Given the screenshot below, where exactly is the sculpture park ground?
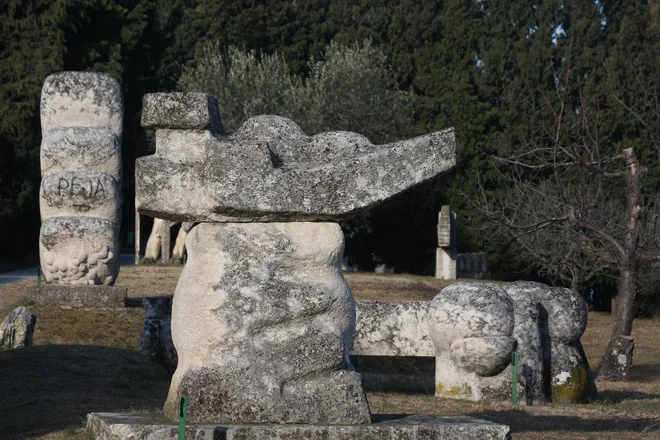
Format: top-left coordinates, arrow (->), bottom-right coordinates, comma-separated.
0,266 -> 659,439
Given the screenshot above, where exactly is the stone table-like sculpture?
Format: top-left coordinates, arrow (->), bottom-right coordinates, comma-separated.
37,72 -> 126,307
89,92 -> 510,439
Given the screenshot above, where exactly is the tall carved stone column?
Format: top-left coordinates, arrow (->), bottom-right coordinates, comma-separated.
38,72 -> 126,307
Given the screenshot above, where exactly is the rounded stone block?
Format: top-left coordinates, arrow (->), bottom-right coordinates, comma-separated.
40,170 -> 120,221
428,281 -> 514,353
505,281 -> 587,344
550,342 -> 597,403
41,127 -> 121,177
41,72 -> 123,136
450,336 -> 516,377
164,222 -> 370,424
39,216 -> 119,285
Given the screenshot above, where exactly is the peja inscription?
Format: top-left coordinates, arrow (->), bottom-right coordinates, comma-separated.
58,175 -> 106,199
41,171 -> 118,215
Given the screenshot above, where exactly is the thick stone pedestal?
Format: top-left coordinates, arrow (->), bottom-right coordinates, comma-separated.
164,222 -> 370,424
87,412 -> 511,440
36,285 -> 127,308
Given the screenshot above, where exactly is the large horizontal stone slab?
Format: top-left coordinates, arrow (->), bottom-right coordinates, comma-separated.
353,300 -> 434,357
41,72 -> 123,136
41,127 -> 121,177
87,412 -> 511,440
40,171 -> 120,220
137,103 -> 455,222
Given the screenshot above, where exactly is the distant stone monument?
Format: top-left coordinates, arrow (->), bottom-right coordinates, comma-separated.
435,206 -> 457,279
429,281 -> 596,404
37,72 -> 126,307
88,92 -> 510,438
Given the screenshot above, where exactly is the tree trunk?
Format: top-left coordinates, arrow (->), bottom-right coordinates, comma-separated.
597,148 -> 644,381
597,267 -> 637,380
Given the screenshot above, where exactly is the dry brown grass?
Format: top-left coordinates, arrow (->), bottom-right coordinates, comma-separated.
0,267 -> 659,439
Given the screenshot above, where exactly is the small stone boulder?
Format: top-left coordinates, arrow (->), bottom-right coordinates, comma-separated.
1,307 -> 37,350
139,296 -> 177,374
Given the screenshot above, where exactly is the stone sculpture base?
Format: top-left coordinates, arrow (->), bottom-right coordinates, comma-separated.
165,222 -> 370,424
87,412 -> 511,440
36,285 -> 127,308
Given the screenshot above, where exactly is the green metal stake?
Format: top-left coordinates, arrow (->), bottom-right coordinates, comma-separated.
511,351 -> 518,406
178,396 -> 188,440
37,267 -> 42,287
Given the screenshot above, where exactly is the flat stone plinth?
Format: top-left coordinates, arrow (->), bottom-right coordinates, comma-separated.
36,285 -> 127,308
87,412 -> 511,439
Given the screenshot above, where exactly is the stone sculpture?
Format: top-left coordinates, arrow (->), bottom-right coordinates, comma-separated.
505,281 -> 597,403
90,91 -> 512,438
39,72 -> 123,288
135,92 -> 456,423
435,205 -> 457,279
0,307 -> 37,350
141,219 -> 192,263
429,281 -> 596,404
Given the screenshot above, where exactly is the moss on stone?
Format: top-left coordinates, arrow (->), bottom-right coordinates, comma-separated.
436,383 -> 472,397
551,363 -> 597,403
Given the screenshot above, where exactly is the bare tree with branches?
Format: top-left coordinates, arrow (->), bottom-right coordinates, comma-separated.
470,35 -> 660,381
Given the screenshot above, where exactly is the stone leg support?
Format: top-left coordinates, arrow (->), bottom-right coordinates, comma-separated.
135,210 -> 140,265
165,222 -> 370,424
160,220 -> 171,263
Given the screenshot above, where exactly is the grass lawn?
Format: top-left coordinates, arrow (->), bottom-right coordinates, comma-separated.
1,265 -> 659,439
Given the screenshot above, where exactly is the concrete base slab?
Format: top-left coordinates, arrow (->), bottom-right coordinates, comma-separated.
87,412 -> 511,439
35,285 -> 127,308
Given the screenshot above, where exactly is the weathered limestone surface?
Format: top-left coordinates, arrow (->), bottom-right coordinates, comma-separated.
0,307 -> 36,350
39,72 -> 123,287
40,217 -> 119,285
36,285 -> 127,308
164,222 -> 370,424
41,72 -> 123,135
40,171 -> 120,220
41,127 -> 121,176
136,93 -> 455,222
428,282 -> 516,401
510,296 -> 545,404
504,281 -> 596,403
87,412 -> 512,440
427,280 -> 595,404
353,301 -> 433,357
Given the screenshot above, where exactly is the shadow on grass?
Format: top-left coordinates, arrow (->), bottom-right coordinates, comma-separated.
471,409 -> 660,433
596,389 -> 660,402
0,345 -> 170,439
632,363 -> 660,382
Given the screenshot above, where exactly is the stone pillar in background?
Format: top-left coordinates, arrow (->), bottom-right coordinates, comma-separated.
159,219 -> 171,263
136,92 -> 457,425
435,205 -> 457,279
38,72 -> 126,307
